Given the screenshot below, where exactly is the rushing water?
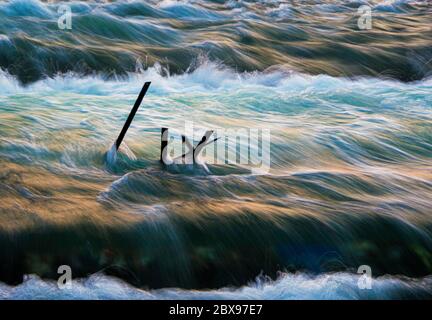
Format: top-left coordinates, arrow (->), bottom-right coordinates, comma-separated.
1,0 -> 431,83
0,0 -> 431,299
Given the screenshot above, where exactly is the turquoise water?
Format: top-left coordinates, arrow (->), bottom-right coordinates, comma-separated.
0,0 -> 431,299
1,0 -> 431,82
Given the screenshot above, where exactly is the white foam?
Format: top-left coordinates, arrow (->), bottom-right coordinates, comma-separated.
0,69 -> 21,94
105,142 -> 137,167
0,35 -> 11,44
0,272 -> 430,300
106,143 -> 118,166
0,60 -> 430,98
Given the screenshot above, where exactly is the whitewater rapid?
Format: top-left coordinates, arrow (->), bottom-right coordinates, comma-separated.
0,0 -> 431,83
1,273 -> 432,300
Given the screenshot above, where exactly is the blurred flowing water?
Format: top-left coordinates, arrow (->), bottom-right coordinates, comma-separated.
0,0 -> 431,299
1,0 -> 432,83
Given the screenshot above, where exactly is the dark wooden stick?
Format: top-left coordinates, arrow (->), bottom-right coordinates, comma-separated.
115,81 -> 151,150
